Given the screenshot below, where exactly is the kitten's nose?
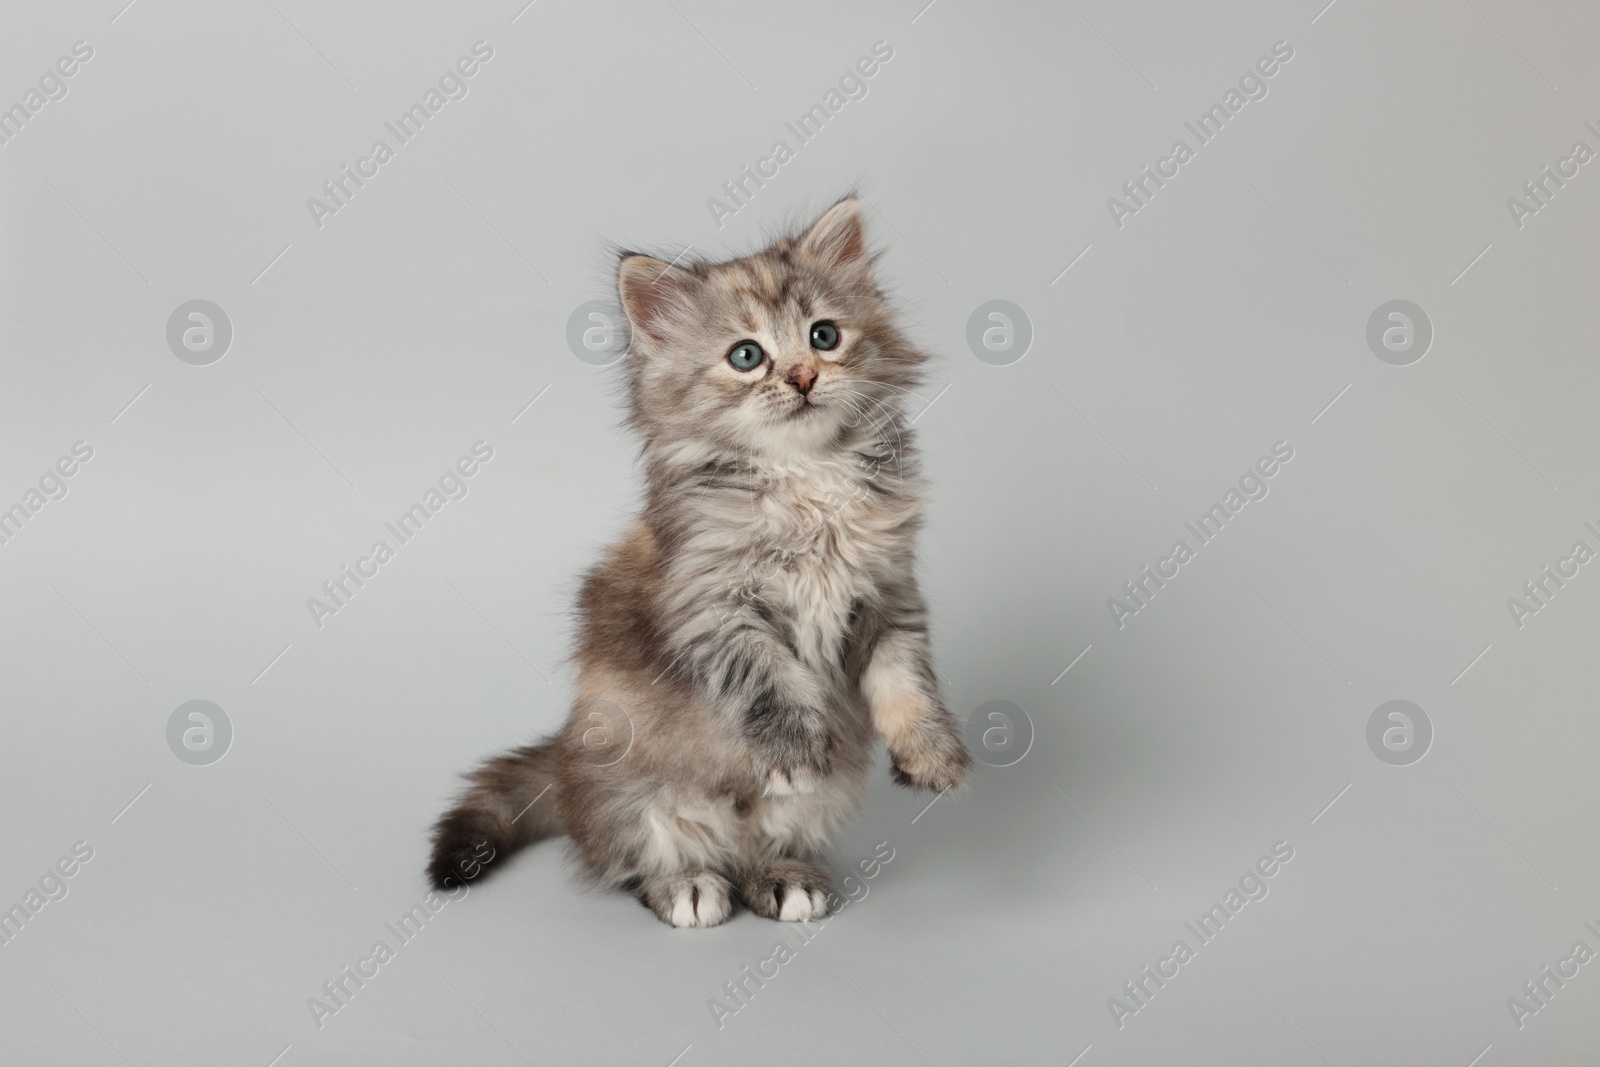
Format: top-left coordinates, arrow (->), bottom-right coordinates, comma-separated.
787,365 -> 817,396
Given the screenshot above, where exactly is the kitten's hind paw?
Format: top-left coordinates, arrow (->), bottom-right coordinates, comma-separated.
636,871 -> 735,929
739,860 -> 832,922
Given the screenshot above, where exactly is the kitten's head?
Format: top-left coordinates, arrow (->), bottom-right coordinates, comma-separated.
615,198 -> 922,462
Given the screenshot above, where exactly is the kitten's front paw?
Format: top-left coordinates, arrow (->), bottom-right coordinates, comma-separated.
746,693 -> 832,796
761,764 -> 817,796
888,723 -> 970,793
754,746 -> 830,796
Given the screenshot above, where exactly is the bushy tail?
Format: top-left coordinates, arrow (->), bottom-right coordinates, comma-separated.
428,740 -> 563,890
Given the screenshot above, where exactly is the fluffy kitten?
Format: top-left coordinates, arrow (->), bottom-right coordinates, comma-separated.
428,198 -> 969,928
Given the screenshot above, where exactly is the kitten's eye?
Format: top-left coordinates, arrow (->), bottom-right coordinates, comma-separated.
727,341 -> 765,371
809,321 -> 840,351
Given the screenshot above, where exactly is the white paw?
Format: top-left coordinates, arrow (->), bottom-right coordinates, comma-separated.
776,886 -> 830,922
764,768 -> 817,797
667,875 -> 732,929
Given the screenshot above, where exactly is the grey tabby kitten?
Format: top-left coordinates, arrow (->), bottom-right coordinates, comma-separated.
428,198 -> 969,927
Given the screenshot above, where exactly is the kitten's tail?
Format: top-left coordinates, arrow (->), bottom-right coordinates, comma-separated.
427,739 -> 564,890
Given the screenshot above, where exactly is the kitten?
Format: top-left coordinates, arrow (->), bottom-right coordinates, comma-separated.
427,198 -> 969,928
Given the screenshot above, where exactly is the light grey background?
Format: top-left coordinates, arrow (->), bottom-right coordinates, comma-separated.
2,0 -> 1597,1064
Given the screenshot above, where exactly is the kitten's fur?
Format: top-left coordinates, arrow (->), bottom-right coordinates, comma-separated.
428,198 -> 969,927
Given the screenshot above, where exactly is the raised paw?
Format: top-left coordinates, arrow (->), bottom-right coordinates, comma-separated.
739,859 -> 832,922
636,871 -> 734,929
888,721 -> 971,793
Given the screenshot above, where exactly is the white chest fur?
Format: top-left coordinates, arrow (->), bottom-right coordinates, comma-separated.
740,460 -> 896,672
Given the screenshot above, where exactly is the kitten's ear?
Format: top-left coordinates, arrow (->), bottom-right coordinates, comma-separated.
617,255 -> 698,340
799,198 -> 868,269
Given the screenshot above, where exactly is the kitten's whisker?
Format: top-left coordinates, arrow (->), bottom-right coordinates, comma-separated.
832,388 -> 908,457
828,389 -> 894,440
825,380 -> 924,446
828,377 -> 931,402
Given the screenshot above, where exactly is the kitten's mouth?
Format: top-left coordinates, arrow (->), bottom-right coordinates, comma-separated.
791,397 -> 822,418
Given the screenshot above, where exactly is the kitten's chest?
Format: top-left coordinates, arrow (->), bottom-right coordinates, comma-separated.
746,468 -> 901,668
